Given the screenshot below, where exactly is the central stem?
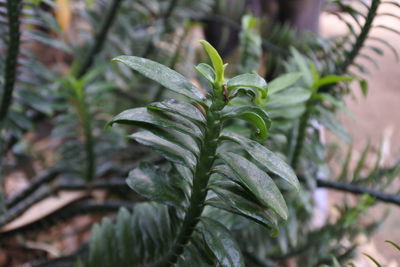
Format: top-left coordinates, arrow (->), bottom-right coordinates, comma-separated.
156,89 -> 226,266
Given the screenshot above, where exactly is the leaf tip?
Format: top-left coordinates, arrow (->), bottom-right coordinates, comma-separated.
104,121 -> 113,130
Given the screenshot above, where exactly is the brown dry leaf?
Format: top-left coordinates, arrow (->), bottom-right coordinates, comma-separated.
0,191 -> 88,233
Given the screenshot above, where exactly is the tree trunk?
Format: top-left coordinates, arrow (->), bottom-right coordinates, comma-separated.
277,0 -> 323,33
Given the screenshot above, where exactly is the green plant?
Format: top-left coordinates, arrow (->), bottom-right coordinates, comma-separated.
1,1 -> 399,266
51,70 -> 129,183
86,40 -> 299,266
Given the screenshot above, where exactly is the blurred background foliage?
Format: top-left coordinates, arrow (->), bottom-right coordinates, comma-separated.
0,0 -> 399,266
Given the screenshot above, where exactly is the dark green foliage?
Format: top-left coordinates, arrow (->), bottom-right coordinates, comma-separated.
87,41 -> 299,266
0,0 -> 399,266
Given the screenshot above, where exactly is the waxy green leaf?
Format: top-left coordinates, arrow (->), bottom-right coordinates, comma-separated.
200,217 -> 245,267
209,178 -> 278,230
219,152 -> 288,219
317,106 -> 351,142
227,73 -> 267,99
221,106 -> 271,141
113,56 -> 204,101
290,48 -> 313,87
127,163 -> 185,206
200,40 -> 225,85
266,87 -> 311,109
266,105 -> 306,120
313,75 -> 355,89
195,63 -> 216,84
106,107 -> 202,140
130,130 -> 197,170
115,208 -> 135,266
268,72 -> 302,95
107,107 -> 199,155
221,133 -> 300,191
385,240 -> 400,251
148,99 -> 206,125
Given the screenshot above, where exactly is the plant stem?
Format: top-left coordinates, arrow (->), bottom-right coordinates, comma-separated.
74,0 -> 124,181
292,0 -> 380,171
315,178 -> 400,205
290,101 -> 313,170
338,0 -> 380,74
155,89 -> 226,267
0,0 -> 22,128
0,0 -> 23,215
76,0 -> 124,78
75,89 -> 95,182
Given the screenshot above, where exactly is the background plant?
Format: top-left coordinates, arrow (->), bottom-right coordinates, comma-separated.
0,0 -> 399,266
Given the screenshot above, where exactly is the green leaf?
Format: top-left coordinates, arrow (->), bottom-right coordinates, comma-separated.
221,106 -> 271,141
127,163 -> 185,206
338,145 -> 352,181
359,53 -> 380,69
113,56 -> 204,101
115,208 -> 135,266
265,87 -> 311,109
385,240 -> 400,251
228,86 -> 258,100
88,223 -> 104,267
266,105 -> 306,120
227,73 -> 267,99
30,29 -> 72,53
313,75 -> 355,89
200,217 -> 245,267
131,203 -> 176,262
219,152 -> 288,219
220,133 -> 300,192
310,60 -> 319,88
268,72 -> 302,95
106,107 -> 203,140
107,106 -> 199,155
195,63 -> 216,84
20,89 -> 53,115
89,218 -> 117,267
331,256 -> 341,267
130,130 -> 197,170
359,79 -> 368,96
177,239 -> 214,266
375,24 -> 400,35
383,1 -> 400,9
208,178 -> 278,230
148,99 -> 206,125
317,107 -> 351,142
369,36 -> 399,61
363,253 -> 382,267
353,141 -> 370,181
317,93 -> 348,112
174,164 -> 193,185
200,40 -> 225,85
290,47 -> 313,87
74,259 -> 84,267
